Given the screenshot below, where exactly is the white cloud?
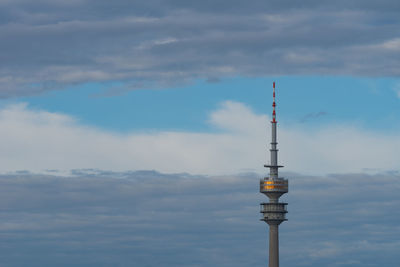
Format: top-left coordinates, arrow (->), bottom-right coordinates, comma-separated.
0,101 -> 399,175
381,38 -> 400,51
393,82 -> 400,98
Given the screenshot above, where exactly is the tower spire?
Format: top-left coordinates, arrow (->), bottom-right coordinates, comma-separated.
267,81 -> 281,179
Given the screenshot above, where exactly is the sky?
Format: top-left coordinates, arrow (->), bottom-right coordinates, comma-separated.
0,1 -> 400,266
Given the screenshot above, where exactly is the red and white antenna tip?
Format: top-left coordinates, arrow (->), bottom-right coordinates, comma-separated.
272,82 -> 276,123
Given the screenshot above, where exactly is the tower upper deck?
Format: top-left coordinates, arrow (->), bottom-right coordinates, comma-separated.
260,179 -> 288,193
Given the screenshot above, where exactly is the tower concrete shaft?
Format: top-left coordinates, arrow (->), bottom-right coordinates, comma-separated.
269,224 -> 279,267
260,82 -> 288,267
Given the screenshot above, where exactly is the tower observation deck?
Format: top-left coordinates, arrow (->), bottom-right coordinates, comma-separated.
260,82 -> 288,267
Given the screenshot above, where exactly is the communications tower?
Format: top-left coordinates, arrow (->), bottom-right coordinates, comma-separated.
260,82 -> 288,267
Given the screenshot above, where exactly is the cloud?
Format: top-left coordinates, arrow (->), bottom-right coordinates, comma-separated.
0,170 -> 398,266
393,82 -> 400,98
0,1 -> 400,97
300,111 -> 328,123
0,101 -> 399,175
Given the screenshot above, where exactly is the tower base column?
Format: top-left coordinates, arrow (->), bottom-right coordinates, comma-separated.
269,224 -> 279,267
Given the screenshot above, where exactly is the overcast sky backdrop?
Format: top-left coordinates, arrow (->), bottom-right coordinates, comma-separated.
0,1 -> 399,266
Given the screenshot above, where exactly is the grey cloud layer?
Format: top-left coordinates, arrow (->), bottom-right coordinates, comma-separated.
0,170 -> 398,266
1,0 -> 400,97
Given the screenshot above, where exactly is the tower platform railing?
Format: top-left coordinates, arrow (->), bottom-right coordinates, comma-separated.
260,203 -> 288,213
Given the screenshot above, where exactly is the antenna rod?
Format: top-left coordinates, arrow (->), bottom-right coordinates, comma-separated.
272,81 -> 276,123
270,81 -> 278,178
